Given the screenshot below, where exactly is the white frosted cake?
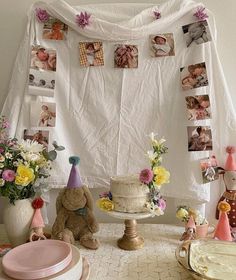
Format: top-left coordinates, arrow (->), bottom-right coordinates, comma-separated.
110,175 -> 149,213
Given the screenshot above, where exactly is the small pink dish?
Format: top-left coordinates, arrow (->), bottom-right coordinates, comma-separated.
2,240 -> 72,279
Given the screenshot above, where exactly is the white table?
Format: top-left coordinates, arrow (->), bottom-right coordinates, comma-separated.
0,224 -> 192,280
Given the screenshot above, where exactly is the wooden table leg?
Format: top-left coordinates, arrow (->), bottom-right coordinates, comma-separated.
117,219 -> 144,250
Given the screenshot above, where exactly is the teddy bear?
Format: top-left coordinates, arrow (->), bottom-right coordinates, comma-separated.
52,156 -> 100,249
215,146 -> 236,228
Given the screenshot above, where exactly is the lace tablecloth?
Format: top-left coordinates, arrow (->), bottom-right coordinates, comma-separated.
0,223 -> 192,280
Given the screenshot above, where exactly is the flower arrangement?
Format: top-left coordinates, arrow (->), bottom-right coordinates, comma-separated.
139,133 -> 170,216
176,205 -> 208,226
0,116 -> 64,204
75,12 -> 91,29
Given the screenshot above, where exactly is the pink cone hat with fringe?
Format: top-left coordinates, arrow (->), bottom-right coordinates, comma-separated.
225,146 -> 236,171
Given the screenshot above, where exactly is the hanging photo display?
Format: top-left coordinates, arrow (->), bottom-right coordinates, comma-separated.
114,44 -> 138,68
23,129 -> 49,150
180,62 -> 208,91
29,69 -> 55,97
187,126 -> 213,151
42,18 -> 68,40
182,20 -> 212,47
150,33 -> 175,57
79,42 -> 104,67
200,155 -> 219,183
30,101 -> 56,128
28,46 -> 56,96
185,94 -> 211,120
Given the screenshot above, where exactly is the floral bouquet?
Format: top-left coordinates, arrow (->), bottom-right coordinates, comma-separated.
97,133 -> 170,215
176,205 -> 208,226
139,133 -> 170,216
0,116 -> 64,204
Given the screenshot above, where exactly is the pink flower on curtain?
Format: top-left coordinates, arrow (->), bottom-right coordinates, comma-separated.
153,10 -> 161,20
75,12 -> 91,29
193,7 -> 208,21
35,8 -> 50,23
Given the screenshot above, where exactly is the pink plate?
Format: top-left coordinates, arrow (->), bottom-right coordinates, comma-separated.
2,240 -> 72,279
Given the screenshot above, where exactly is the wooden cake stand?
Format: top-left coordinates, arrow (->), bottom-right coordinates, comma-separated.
106,211 -> 153,250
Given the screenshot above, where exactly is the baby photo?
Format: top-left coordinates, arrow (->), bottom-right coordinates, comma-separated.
28,68 -> 55,97
187,126 -> 213,152
43,18 -> 68,40
79,42 -> 104,67
182,20 -> 212,47
114,44 -> 138,68
24,129 -> 49,150
180,62 -> 208,91
30,46 -> 57,72
150,33 -> 175,57
31,101 -> 56,128
200,155 -> 219,184
185,94 -> 211,120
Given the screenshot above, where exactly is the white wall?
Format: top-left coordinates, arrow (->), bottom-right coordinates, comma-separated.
0,0 -> 236,225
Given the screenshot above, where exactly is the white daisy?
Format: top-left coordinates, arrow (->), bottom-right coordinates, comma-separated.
19,139 -> 44,153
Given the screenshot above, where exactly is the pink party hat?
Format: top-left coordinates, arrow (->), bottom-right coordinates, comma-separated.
31,198 -> 45,229
214,202 -> 232,241
186,215 -> 196,230
225,146 -> 236,171
67,156 -> 82,188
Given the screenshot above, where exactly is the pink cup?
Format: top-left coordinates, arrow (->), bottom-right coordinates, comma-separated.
196,222 -> 209,238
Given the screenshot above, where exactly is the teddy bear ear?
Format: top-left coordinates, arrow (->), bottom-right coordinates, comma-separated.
218,167 -> 225,175
82,186 -> 94,210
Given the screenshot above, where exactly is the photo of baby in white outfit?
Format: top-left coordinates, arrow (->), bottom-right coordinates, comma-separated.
150,33 -> 175,57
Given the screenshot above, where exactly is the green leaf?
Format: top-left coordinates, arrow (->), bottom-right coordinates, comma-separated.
55,145 -> 65,151
52,141 -> 58,148
48,150 -> 57,161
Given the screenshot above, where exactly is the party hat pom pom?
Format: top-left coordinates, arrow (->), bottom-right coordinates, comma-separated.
32,197 -> 44,209
226,146 -> 236,154
69,156 -> 80,165
218,201 -> 231,213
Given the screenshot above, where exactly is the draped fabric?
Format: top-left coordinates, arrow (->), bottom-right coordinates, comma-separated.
2,0 -> 236,209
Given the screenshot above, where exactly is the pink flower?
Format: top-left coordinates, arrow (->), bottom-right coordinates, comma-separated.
0,147 -> 4,153
35,8 -> 50,23
2,170 -> 16,182
75,12 -> 91,29
153,10 -> 161,20
139,169 -> 153,184
193,7 -> 208,21
158,198 -> 166,210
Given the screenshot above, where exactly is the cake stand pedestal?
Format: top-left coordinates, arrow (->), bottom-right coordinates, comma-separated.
106,211 -> 153,250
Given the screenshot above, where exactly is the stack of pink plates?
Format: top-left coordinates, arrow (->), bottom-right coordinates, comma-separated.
2,240 -> 72,279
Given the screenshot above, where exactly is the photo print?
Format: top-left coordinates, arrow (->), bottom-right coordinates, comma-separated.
187,126 -> 213,152
31,101 -> 56,128
185,94 -> 211,120
200,155 -> 219,184
182,20 -> 212,47
28,68 -> 55,97
114,44 -> 138,68
180,62 -> 208,91
150,33 -> 175,57
42,18 -> 68,40
79,42 -> 104,67
30,46 -> 57,72
24,129 -> 49,150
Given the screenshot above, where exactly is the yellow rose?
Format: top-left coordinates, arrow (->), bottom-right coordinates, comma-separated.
153,166 -> 170,186
218,201 -> 231,213
176,208 -> 189,221
96,198 -> 114,211
15,165 -> 35,186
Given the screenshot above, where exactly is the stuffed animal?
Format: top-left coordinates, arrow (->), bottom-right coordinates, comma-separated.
52,156 -> 100,249
215,147 -> 236,228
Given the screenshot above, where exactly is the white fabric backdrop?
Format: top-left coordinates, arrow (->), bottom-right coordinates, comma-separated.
2,0 -> 236,210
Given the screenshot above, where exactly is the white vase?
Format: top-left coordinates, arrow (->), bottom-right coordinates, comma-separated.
3,198 -> 34,247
